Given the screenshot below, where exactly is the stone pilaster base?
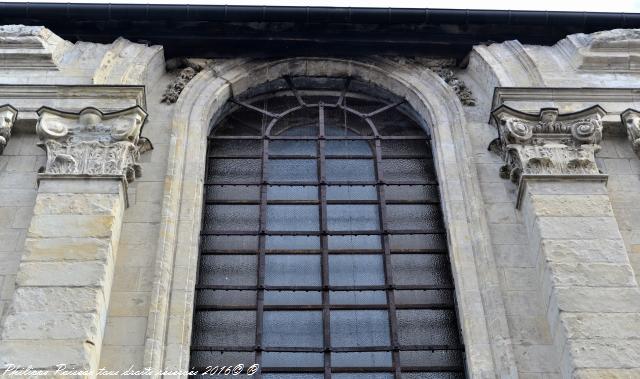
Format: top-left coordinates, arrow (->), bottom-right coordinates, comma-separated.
0,177 -> 126,376
521,178 -> 640,377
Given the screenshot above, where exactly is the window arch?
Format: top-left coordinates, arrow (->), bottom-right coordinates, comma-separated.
190,76 -> 465,378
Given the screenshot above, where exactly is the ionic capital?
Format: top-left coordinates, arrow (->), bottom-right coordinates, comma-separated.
36,106 -> 150,182
489,105 -> 605,183
621,108 -> 640,158
0,104 -> 18,155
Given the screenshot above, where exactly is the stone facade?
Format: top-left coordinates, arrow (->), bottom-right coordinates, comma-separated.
0,22 -> 638,379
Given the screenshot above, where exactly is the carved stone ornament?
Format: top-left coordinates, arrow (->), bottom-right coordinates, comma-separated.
0,104 -> 18,155
489,105 -> 606,183
36,106 -> 150,182
621,109 -> 640,158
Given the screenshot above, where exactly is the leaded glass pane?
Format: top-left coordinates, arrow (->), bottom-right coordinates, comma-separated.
194,77 -> 463,377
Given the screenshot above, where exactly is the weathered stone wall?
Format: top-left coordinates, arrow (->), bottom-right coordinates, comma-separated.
0,24 -> 640,378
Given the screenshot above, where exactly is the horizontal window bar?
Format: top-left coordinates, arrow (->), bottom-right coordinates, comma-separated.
195,285 -> 454,291
208,136 -> 430,140
204,181 -> 439,186
194,303 -> 455,311
199,249 -> 449,255
190,345 -> 464,352
200,230 -> 447,236
204,200 -> 440,205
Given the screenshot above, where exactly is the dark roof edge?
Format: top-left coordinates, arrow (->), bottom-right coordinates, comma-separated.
1,2 -> 639,25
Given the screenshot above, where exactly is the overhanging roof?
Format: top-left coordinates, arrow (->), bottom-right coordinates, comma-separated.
1,3 -> 639,60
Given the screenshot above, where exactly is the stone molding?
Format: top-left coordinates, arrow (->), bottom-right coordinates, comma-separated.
556,29 -> 640,71
621,108 -> 640,157
36,106 -> 149,183
0,104 -> 18,154
0,25 -> 72,70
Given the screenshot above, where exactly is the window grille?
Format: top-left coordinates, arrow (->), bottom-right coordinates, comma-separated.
190,77 -> 465,378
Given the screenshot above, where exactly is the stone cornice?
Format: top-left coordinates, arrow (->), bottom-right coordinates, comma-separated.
621,108 -> 640,158
36,106 -> 150,184
0,85 -> 146,132
0,104 -> 18,155
490,105 -> 606,189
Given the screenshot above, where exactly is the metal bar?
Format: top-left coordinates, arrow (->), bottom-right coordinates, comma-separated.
191,345 -> 464,352
204,180 -> 439,185
318,104 -> 331,379
195,303 -> 456,311
232,98 -> 280,119
204,199 -> 441,205
200,229 -> 447,236
284,75 -> 306,107
196,284 -> 455,290
200,248 -> 448,255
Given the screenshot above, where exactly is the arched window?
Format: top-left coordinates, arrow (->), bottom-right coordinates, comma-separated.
190,77 -> 465,378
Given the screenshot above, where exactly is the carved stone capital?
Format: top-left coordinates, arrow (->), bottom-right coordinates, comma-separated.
489,105 -> 606,183
621,109 -> 640,158
36,106 -> 150,182
0,104 -> 18,155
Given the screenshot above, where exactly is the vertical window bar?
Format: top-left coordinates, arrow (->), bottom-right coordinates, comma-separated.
254,125 -> 271,379
318,103 -> 332,379
372,119 -> 402,379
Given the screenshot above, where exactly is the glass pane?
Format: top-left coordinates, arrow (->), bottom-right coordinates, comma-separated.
401,374 -> 464,379
267,205 -> 319,231
270,108 -> 319,136
330,310 -> 390,347
327,185 -> 377,200
382,159 -> 435,183
209,139 -> 262,156
327,204 -> 379,231
214,111 -> 263,136
265,255 -> 321,286
262,352 -> 323,367
329,255 -> 385,286
198,255 -> 257,286
266,235 -> 320,250
268,159 -> 317,182
269,140 -> 316,156
389,234 -> 447,251
206,185 -> 260,201
192,311 -> 255,346
326,159 -> 376,181
203,205 -> 259,232
263,311 -> 323,347
326,140 -> 373,156
394,290 -> 454,306
381,140 -> 431,157
399,350 -> 463,368
208,159 -> 261,183
331,352 -> 392,367
385,185 -> 439,202
201,235 -> 258,251
189,351 -> 254,369
371,107 -> 425,136
330,291 -> 387,305
196,290 -> 256,306
392,255 -> 452,286
325,108 -> 373,136
333,374 -> 393,379
264,291 -> 322,305
268,185 -> 317,200
387,204 -> 443,231
328,235 -> 381,250
397,309 -> 460,346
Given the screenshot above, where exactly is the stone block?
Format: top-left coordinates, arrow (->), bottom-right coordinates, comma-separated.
0,311 -> 100,341
11,286 -> 105,313
528,194 -> 613,217
102,316 -> 147,346
566,339 -> 640,369
541,239 -> 629,264
545,262 -> 636,287
33,193 -> 119,216
561,312 -> 640,340
16,260 -> 112,287
22,237 -> 112,262
573,369 -> 640,379
0,339 -> 94,369
38,178 -> 122,195
535,217 -> 623,241
552,287 -> 640,313
28,214 -> 116,238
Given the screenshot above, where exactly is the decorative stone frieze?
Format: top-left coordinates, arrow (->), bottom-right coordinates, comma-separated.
36,106 -> 150,182
161,58 -> 213,103
0,104 -> 17,154
621,108 -> 640,157
490,105 -> 606,183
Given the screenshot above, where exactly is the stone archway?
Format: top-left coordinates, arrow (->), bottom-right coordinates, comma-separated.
145,57 -> 517,378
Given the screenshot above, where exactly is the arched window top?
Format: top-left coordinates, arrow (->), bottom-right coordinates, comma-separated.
211,76 -> 428,138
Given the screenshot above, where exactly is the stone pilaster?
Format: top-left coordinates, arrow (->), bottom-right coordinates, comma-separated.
491,106 -> 640,378
0,106 -> 148,376
0,104 -> 18,154
621,108 -> 640,158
